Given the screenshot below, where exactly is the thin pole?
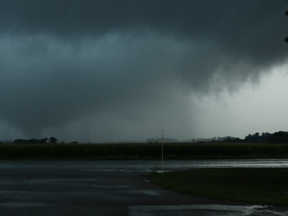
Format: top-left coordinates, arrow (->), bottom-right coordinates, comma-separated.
162,130 -> 163,174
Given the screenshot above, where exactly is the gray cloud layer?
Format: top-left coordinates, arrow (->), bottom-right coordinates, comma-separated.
0,0 -> 287,141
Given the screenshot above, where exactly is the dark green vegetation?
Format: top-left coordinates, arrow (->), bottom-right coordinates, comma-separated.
152,168 -> 288,206
286,2 -> 288,43
0,142 -> 288,160
244,131 -> 288,144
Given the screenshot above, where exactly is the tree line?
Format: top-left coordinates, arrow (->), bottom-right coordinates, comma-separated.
8,131 -> 288,144
195,131 -> 288,144
286,0 -> 288,43
243,131 -> 288,144
13,137 -> 58,144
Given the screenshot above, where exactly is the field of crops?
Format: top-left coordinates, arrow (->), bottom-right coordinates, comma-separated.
0,142 -> 288,160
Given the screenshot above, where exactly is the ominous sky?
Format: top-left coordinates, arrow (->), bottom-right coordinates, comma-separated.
0,0 -> 288,142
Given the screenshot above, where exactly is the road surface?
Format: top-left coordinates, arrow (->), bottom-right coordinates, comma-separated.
0,160 -> 287,215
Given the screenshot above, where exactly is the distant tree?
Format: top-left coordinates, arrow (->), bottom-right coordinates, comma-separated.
30,139 -> 39,144
40,138 -> 48,143
49,137 -> 57,144
268,131 -> 288,143
285,3 -> 288,42
13,139 -> 30,144
244,132 -> 261,143
244,134 -> 252,142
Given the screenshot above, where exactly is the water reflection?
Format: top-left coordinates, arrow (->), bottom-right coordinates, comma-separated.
160,159 -> 288,169
1,159 -> 288,171
129,204 -> 288,216
84,159 -> 288,171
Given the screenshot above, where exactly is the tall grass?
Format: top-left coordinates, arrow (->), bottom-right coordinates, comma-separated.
0,142 -> 288,160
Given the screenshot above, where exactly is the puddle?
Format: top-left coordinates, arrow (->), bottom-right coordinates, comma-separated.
128,204 -> 288,216
83,169 -> 151,172
92,184 -> 130,188
127,190 -> 160,196
0,202 -> 51,208
2,160 -> 288,173
154,170 -> 173,173
80,159 -> 288,173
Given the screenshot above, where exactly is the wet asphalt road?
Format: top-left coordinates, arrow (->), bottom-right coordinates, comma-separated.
0,160 -> 287,216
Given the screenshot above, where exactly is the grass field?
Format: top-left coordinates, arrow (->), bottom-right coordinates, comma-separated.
0,142 -> 288,159
152,168 -> 288,206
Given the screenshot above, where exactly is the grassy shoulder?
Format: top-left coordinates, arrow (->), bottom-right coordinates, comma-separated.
152,168 -> 288,206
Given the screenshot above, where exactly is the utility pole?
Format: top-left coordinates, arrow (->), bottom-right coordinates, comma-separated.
162,130 -> 163,174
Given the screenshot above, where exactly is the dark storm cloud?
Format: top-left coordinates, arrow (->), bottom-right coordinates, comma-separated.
0,0 -> 287,141
1,0 -> 287,80
0,35 -> 183,139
